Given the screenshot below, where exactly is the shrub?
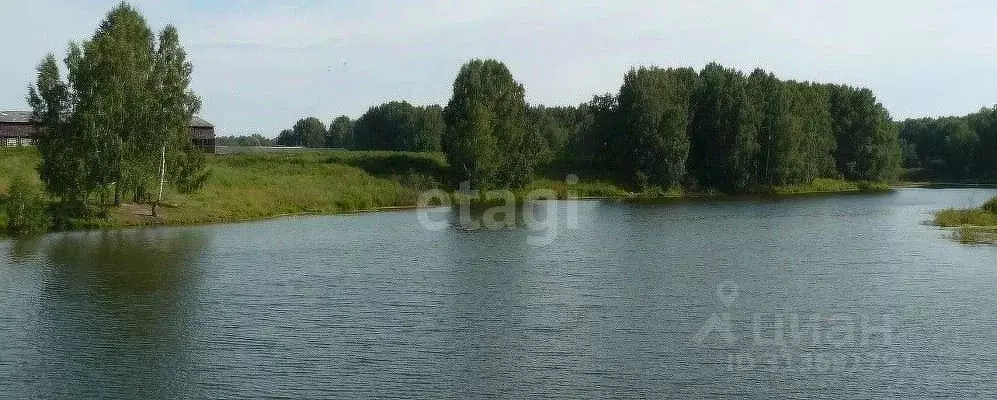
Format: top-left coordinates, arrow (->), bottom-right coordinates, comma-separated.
2,177 -> 50,236
983,196 -> 997,214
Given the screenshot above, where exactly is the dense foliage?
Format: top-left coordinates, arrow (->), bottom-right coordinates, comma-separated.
27,3 -> 206,207
276,117 -> 327,147
0,177 -> 50,236
276,60 -> 903,192
216,134 -> 274,147
442,59 -> 536,189
900,107 -> 997,181
566,64 -> 899,192
327,116 -> 353,148
353,102 -> 443,152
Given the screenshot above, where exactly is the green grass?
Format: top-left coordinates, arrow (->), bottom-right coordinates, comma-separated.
146,150 -> 443,225
771,178 -> 890,195
0,148 -> 446,228
952,225 -> 997,245
934,206 -> 997,228
1,147 -> 905,231
522,178 -> 630,199
0,148 -> 42,193
934,196 -> 997,245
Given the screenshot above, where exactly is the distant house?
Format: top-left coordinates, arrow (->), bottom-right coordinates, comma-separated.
0,111 -> 36,147
0,110 -> 216,153
189,116 -> 216,153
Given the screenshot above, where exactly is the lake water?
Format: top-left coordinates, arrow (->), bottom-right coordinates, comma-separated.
2,188 -> 996,399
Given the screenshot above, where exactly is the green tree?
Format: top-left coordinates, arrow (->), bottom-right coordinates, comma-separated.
747,69 -> 795,186
353,102 -> 443,152
689,63 -> 760,191
216,134 -> 273,146
414,105 -> 445,152
294,117 -> 328,148
1,177 -> 50,236
27,3 -> 207,210
28,54 -> 88,203
569,94 -> 619,173
616,67 -> 697,189
442,59 -> 534,189
968,107 -> 997,180
154,25 -> 208,197
327,116 -> 353,148
939,118 -> 977,179
275,129 -> 296,146
828,85 -> 900,181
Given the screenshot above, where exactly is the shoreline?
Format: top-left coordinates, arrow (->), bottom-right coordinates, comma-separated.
10,184 -> 996,238
9,148 -> 987,238
20,187 -> 896,236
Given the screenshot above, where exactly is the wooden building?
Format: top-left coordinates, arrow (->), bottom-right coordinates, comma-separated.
0,111 -> 36,147
0,110 -> 216,153
190,116 -> 216,153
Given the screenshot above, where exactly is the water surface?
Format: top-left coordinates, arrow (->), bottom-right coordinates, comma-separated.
1,188 -> 996,399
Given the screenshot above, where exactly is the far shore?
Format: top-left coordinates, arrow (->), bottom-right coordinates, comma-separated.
4,147 -> 978,237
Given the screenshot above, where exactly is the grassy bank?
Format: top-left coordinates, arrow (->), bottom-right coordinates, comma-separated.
933,197 -> 997,244
0,148 -> 42,192
0,148 -> 446,229
1,147 -> 897,234
771,178 -> 890,195
119,150 -> 447,226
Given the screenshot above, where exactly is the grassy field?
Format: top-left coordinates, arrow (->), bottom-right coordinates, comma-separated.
125,150 -> 447,226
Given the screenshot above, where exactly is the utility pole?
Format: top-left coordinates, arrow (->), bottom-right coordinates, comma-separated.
153,144 -> 166,218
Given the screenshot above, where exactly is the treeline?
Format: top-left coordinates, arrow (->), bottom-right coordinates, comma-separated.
216,134 -> 273,147
899,108 -> 997,181
274,102 -> 443,151
573,64 -> 901,192
281,60 -> 901,192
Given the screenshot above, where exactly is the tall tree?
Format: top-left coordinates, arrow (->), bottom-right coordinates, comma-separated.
327,115 -> 353,148
688,63 -> 760,191
28,3 -> 207,207
968,107 -> 997,180
828,85 -> 900,181
616,67 -> 697,189
27,54 -> 86,203
294,117 -> 327,148
352,102 -> 443,152
275,129 -> 296,146
442,59 -> 534,189
570,94 -> 619,173
153,25 -> 207,196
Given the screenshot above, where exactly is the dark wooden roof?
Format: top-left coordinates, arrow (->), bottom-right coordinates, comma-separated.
0,111 -> 33,124
1,110 -> 212,127
0,110 -> 214,138
190,116 -> 214,128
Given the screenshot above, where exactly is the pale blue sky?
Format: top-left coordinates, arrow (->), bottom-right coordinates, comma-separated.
3,0 -> 997,136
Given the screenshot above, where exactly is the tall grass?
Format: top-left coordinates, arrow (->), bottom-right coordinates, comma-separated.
149,150 -> 441,225
934,196 -> 997,245
934,207 -> 997,228
0,148 -> 42,195
772,178 -> 890,195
